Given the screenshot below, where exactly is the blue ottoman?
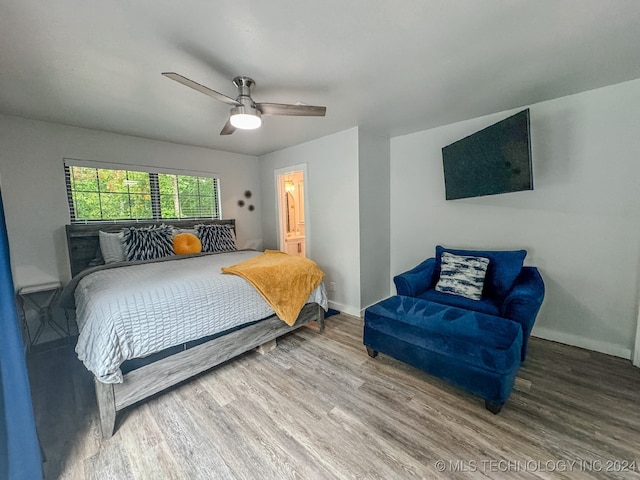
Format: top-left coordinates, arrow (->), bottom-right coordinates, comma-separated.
363,295 -> 523,413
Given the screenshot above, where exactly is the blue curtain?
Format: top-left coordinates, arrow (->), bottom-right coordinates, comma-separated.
0,188 -> 43,480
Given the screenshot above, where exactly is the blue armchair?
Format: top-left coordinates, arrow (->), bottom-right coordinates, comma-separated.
393,246 -> 545,361
365,246 -> 544,412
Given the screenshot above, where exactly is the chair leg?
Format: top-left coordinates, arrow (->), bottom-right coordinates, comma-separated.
485,400 -> 504,414
366,346 -> 378,358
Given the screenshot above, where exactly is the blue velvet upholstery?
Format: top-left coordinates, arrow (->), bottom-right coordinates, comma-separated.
365,247 -> 544,412
394,248 -> 544,361
417,289 -> 501,316
393,257 -> 437,297
501,267 -> 545,359
364,296 -> 522,405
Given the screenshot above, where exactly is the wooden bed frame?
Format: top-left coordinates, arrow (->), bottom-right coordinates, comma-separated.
65,219 -> 325,439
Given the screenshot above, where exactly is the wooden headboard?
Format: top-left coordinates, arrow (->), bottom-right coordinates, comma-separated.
65,219 -> 236,278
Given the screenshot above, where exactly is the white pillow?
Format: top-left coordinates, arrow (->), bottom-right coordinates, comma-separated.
99,231 -> 126,264
435,252 -> 489,300
173,228 -> 198,237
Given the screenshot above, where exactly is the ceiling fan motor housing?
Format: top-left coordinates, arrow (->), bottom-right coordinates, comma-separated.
229,76 -> 262,128
232,76 -> 256,94
230,102 -> 261,118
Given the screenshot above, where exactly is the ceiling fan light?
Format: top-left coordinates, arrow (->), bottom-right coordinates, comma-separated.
230,113 -> 261,129
229,105 -> 262,130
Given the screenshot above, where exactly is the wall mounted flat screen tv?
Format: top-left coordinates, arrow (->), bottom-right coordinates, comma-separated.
442,109 -> 533,200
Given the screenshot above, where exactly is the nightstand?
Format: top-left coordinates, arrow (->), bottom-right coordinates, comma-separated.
15,265 -> 68,350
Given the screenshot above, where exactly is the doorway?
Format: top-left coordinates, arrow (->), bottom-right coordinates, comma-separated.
275,165 -> 307,258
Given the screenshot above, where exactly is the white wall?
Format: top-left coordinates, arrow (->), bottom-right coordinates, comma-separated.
260,128 -> 361,315
359,129 -> 391,311
390,78 -> 640,359
0,114 -> 262,285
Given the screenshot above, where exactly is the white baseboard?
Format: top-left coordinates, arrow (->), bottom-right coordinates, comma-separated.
327,299 -> 389,318
633,314 -> 640,367
327,300 -> 361,318
359,299 -> 388,318
532,326 -> 632,360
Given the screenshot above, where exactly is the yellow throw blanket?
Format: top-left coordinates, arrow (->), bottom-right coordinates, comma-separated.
221,250 -> 325,326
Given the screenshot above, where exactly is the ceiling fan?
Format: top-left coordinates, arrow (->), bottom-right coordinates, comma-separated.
162,72 -> 327,135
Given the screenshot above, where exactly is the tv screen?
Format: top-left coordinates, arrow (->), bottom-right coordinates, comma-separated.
442,109 -> 533,200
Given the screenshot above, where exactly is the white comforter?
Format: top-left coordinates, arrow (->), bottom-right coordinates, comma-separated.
73,251 -> 328,384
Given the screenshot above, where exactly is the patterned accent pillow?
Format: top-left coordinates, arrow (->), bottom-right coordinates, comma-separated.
195,224 -> 237,253
98,231 -> 125,264
435,252 -> 489,301
435,245 -> 526,299
121,224 -> 175,261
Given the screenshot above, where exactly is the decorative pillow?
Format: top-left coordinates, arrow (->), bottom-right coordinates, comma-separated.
99,231 -> 126,264
196,224 -> 237,253
435,252 -> 489,301
173,228 -> 197,236
173,232 -> 202,255
121,224 -> 174,261
435,246 -> 526,298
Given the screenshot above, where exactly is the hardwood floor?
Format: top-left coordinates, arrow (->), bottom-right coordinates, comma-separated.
28,313 -> 640,479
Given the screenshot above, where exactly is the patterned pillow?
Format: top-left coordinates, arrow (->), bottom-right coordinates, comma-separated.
121,224 -> 175,261
435,246 -> 526,298
435,252 -> 489,300
196,224 -> 237,253
99,231 -> 125,264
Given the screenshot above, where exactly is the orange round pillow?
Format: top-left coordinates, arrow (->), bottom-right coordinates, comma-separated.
173,233 -> 202,255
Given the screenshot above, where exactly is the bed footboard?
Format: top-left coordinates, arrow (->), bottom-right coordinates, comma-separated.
94,380 -> 117,439
94,302 -> 325,439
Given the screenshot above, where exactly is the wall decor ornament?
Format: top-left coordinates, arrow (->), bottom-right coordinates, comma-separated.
238,191 -> 255,212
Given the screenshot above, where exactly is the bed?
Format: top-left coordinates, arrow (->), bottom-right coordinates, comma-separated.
62,219 -> 327,439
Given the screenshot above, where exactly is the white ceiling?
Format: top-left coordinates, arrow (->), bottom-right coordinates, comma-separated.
1,1 -> 640,157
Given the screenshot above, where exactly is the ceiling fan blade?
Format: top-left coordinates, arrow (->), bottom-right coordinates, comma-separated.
220,119 -> 236,135
257,103 -> 326,117
162,72 -> 241,107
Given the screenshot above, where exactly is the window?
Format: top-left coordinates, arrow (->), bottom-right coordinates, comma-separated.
64,161 -> 221,222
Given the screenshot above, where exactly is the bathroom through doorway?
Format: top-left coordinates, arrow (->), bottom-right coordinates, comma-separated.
275,165 -> 307,258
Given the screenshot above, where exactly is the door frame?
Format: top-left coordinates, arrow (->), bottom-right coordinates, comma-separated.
274,164 -> 309,256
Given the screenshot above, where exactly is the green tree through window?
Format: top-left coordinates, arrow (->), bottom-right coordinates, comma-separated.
65,164 -> 220,222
